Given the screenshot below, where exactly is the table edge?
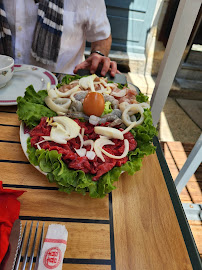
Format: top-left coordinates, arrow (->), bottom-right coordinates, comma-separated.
153,136 -> 202,270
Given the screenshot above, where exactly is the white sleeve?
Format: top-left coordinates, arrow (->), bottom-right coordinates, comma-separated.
85,0 -> 111,42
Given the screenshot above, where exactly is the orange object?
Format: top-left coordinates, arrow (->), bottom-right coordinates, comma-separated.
83,92 -> 105,117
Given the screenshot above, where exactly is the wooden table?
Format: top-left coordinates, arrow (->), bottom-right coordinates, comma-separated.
0,105 -> 201,270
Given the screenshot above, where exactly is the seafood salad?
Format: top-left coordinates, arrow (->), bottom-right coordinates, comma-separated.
17,74 -> 157,198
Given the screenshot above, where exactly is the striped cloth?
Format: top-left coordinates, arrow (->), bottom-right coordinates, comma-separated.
0,0 -> 64,65
0,0 -> 13,57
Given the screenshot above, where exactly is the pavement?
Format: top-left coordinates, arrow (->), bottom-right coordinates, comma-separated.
125,72 -> 202,144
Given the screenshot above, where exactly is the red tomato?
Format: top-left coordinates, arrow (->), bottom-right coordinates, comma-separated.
83,92 -> 105,117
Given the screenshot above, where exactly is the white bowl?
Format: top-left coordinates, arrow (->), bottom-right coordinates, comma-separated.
0,55 -> 14,88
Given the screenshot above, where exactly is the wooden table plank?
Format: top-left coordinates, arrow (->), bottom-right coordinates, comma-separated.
18,189 -> 109,221
20,220 -> 111,260
22,263 -> 111,270
0,163 -> 58,187
0,125 -> 20,141
60,266 -> 111,270
112,154 -> 192,270
0,142 -> 27,161
0,112 -> 19,125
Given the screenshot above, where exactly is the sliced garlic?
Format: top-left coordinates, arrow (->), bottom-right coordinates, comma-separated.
86,151 -> 96,160
75,148 -> 86,157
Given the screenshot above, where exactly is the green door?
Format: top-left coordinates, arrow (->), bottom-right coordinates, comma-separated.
105,0 -> 157,54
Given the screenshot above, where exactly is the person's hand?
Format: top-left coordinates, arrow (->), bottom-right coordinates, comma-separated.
73,53 -> 118,77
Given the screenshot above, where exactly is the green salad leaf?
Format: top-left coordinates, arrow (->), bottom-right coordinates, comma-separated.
57,74 -> 82,88
17,85 -> 56,129
136,92 -> 149,103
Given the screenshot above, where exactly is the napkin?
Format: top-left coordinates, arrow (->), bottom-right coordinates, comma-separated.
38,224 -> 68,270
0,181 -> 25,264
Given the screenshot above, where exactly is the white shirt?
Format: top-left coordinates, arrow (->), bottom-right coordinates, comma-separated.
4,0 -> 111,74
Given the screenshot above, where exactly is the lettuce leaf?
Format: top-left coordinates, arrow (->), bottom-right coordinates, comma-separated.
26,108 -> 157,198
17,85 -> 56,129
136,92 -> 149,103
57,74 -> 82,88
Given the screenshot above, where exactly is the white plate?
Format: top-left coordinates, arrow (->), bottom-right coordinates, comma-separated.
20,121 -> 46,175
0,64 -> 58,106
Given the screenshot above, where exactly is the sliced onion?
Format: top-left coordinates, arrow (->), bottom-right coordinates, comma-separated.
79,74 -> 97,91
140,102 -> 150,109
94,138 -> 115,162
100,78 -> 108,87
54,98 -> 71,109
48,88 -> 58,99
86,151 -> 96,160
69,79 -> 79,85
83,140 -> 94,151
42,136 -> 51,141
35,139 -> 47,150
52,116 -> 80,140
55,85 -> 80,97
78,133 -> 84,148
107,83 -> 118,88
56,111 -> 66,116
90,78 -> 96,92
111,89 -> 126,97
50,124 -> 69,144
122,104 -> 144,128
94,126 -> 124,140
75,148 -> 87,157
45,96 -> 71,113
119,102 -> 130,112
99,139 -> 129,159
81,128 -> 85,138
